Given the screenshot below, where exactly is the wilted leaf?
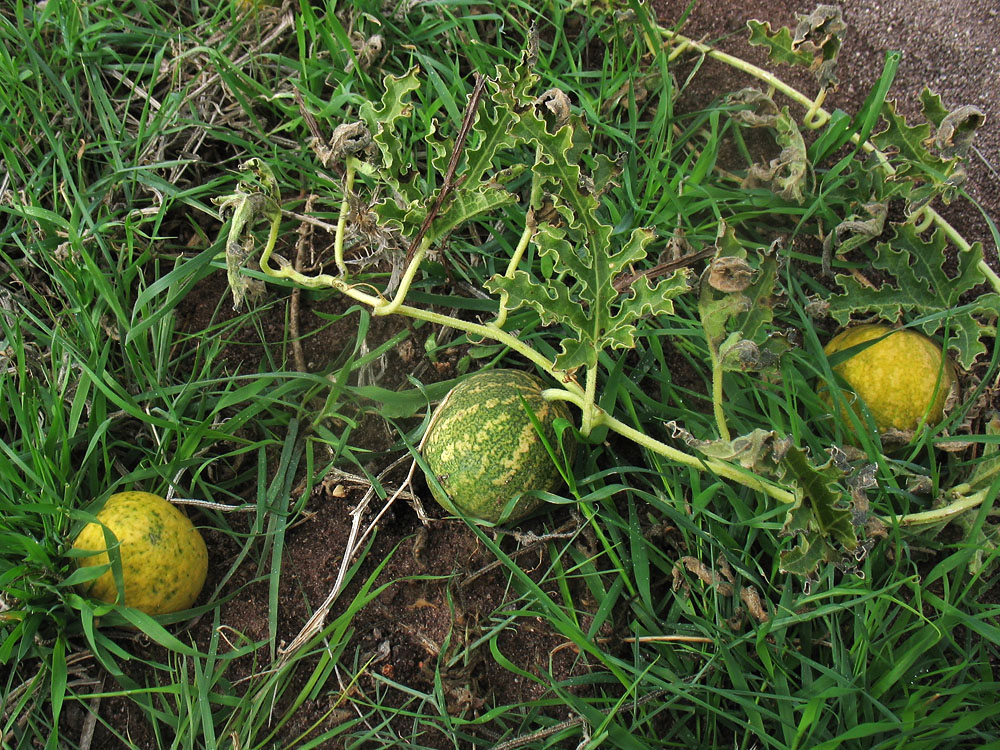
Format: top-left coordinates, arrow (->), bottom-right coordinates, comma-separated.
728,91 -> 808,203
934,106 -> 985,159
822,201 -> 887,274
756,107 -> 808,203
727,88 -> 780,128
747,4 -> 844,86
779,446 -> 858,576
708,256 -> 756,293
673,556 -> 735,595
718,335 -> 763,370
328,121 -> 372,161
664,422 -> 792,475
213,158 -> 280,310
918,89 -> 985,159
699,225 -> 789,374
790,5 -> 845,87
665,423 -> 862,578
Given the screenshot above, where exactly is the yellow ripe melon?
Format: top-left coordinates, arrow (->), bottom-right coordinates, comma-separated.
72,491 -> 208,616
822,324 -> 956,435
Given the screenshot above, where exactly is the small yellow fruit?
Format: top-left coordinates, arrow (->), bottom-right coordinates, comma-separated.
822,324 -> 956,434
72,491 -> 208,616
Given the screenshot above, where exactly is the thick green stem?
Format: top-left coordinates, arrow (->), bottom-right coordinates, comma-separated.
542,387 -> 798,505
333,162 -> 356,276
377,236 -> 432,316
579,365 -> 599,437
396,305 -> 577,389
709,351 -> 730,442
263,222 -> 585,394
895,487 -> 995,527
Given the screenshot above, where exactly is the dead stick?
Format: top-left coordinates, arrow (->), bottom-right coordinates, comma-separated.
290,192 -> 315,373
403,74 -> 487,267
612,247 -> 715,293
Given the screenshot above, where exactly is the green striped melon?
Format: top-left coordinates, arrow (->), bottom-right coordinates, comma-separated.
421,369 -> 574,525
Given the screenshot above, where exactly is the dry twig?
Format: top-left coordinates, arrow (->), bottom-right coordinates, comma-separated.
403,74 -> 487,267
277,455 -> 421,662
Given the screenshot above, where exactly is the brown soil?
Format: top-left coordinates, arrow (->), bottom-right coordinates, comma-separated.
79,268 -> 604,748
68,2 -> 998,748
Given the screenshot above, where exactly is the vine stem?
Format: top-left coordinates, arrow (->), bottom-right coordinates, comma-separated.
379,235 -> 431,316
259,219 -> 582,394
651,27 -> 1000,293
332,162 -> 355,275
895,486 -> 995,527
542,388 -> 798,506
708,348 -> 730,442
258,204 -> 804,504
651,28 -> 830,127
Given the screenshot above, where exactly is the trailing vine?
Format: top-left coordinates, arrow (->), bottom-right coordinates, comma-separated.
215,4 -> 998,577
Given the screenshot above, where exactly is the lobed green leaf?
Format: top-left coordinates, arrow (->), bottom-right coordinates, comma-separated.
828,224 -> 1000,368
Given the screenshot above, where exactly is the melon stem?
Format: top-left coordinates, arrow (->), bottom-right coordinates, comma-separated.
542,387 -> 798,506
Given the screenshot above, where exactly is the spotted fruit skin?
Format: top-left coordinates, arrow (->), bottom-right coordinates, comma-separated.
823,324 -> 956,434
72,491 -> 208,615
421,369 -> 574,524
